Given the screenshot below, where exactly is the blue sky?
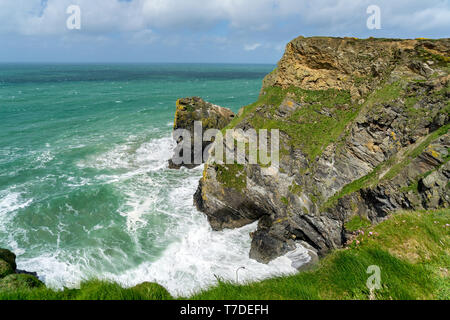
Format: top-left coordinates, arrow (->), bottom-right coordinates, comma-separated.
0,0 -> 449,63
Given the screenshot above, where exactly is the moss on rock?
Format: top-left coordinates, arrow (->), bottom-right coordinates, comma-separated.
215,163 -> 246,191
0,249 -> 16,271
170,97 -> 235,169
0,260 -> 14,279
0,274 -> 44,291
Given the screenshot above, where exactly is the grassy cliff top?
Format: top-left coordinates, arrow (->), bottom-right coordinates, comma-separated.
1,209 -> 448,300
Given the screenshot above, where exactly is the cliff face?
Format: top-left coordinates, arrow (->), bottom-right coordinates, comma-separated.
262,36 -> 450,99
195,36 -> 450,263
169,97 -> 235,169
0,248 -> 44,290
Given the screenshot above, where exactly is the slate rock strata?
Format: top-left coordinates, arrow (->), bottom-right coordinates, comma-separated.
194,36 -> 450,264
169,97 -> 235,169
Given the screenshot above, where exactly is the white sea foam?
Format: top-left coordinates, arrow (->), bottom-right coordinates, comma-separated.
18,254 -> 86,289
106,167 -> 297,297
77,136 -> 174,173
94,136 -> 297,296
34,150 -> 54,168
134,136 -> 174,169
9,135 -> 300,297
0,191 -> 33,223
77,143 -> 131,170
0,190 -> 33,252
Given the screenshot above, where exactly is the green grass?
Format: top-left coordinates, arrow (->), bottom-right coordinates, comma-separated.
214,163 -> 247,191
225,86 -> 288,130
322,165 -> 383,210
345,215 -> 373,232
2,209 -> 448,300
0,280 -> 173,301
191,209 -> 449,300
232,86 -> 356,161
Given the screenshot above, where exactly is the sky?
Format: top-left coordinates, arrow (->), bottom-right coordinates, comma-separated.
0,0 -> 449,63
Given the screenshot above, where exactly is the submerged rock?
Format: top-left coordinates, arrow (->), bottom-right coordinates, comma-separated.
195,36 -> 450,263
169,97 -> 235,169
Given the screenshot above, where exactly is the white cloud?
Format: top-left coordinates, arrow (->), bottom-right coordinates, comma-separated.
130,29 -> 159,45
0,0 -> 448,37
0,0 -> 147,35
244,43 -> 262,51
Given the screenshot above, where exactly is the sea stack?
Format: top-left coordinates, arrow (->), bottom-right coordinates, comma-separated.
169,97 -> 235,169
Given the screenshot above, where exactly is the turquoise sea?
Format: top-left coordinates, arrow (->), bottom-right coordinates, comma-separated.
0,64 -> 297,295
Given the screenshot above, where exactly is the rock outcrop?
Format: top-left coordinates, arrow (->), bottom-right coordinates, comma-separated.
194,36 -> 450,263
169,97 -> 235,169
0,248 -> 44,291
262,36 -> 450,100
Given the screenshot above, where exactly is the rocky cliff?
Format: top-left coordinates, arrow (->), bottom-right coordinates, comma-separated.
169,97 -> 235,169
194,36 -> 450,263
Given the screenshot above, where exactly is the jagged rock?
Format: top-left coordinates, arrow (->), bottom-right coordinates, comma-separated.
169,97 -> 235,169
262,36 -> 450,100
195,36 -> 449,264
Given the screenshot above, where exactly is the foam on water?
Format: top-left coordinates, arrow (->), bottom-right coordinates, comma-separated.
107,166 -> 298,297
0,191 -> 33,227
0,63 -> 293,297
9,136 -> 298,296
99,137 -> 297,296
18,254 -> 86,288
0,190 -> 33,253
